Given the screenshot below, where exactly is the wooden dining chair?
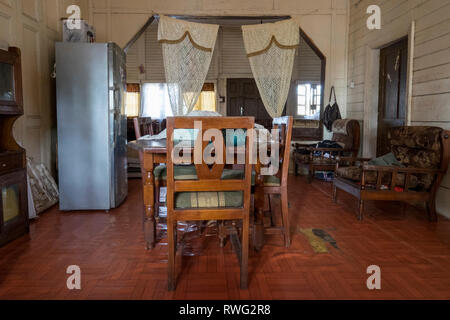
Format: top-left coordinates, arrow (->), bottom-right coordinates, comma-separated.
166,116 -> 254,291
260,116 -> 293,248
133,117 -> 153,139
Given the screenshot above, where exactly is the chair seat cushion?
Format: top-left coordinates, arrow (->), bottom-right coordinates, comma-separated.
157,166 -> 281,187
154,165 -> 198,180
175,191 -> 243,209
219,169 -> 281,187
263,175 -> 281,187
336,166 -> 420,189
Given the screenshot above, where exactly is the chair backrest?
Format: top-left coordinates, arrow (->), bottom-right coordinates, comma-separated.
272,116 -> 293,187
388,126 -> 450,171
331,119 -> 361,152
133,117 -> 153,139
166,116 -> 254,218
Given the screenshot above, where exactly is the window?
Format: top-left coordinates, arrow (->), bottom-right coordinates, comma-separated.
141,83 -> 217,119
296,83 -> 321,119
141,83 -> 172,119
125,84 -> 140,117
193,83 -> 216,112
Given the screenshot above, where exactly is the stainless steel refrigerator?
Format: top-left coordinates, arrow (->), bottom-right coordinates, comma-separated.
55,42 -> 128,211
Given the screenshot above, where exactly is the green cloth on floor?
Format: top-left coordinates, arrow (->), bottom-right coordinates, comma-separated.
298,228 -> 329,253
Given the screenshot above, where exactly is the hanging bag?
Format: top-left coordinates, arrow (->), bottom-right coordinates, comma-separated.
321,86 -> 342,132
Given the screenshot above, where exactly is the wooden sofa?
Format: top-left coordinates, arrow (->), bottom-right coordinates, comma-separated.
332,126 -> 450,221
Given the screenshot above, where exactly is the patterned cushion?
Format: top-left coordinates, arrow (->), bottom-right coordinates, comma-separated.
392,146 -> 441,170
336,166 -> 419,189
332,119 -> 350,134
331,119 -> 359,149
389,126 -> 443,169
388,126 -> 443,189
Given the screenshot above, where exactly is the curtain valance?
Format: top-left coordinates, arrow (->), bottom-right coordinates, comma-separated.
158,15 -> 219,51
242,19 -> 299,118
242,19 -> 299,57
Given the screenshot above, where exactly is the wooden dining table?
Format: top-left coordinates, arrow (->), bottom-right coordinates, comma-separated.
129,138 -> 269,251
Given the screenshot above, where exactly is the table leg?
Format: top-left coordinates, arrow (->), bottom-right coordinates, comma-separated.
253,160 -> 265,251
142,152 -> 156,249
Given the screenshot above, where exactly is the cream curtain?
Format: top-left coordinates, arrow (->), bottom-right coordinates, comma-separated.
158,15 -> 219,116
242,19 -> 299,118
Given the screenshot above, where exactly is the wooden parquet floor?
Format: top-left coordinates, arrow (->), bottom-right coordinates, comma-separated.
1,176 -> 450,300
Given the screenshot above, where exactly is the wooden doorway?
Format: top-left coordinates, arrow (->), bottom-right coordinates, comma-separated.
377,37 -> 408,156
227,78 -> 273,128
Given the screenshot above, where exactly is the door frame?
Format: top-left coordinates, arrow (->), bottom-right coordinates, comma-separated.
362,21 -> 415,158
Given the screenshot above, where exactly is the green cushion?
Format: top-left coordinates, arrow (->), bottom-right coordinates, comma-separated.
164,128 -> 248,148
210,169 -> 281,187
156,166 -> 246,209
263,175 -> 281,187
154,165 -> 197,180
175,191 -> 243,209
158,167 -> 281,209
368,152 -> 404,167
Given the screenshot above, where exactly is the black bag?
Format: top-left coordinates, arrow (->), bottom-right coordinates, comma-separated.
321,86 -> 342,132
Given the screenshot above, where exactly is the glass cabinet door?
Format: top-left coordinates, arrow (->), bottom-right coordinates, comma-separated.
0,170 -> 27,234
0,62 -> 15,102
2,184 -> 20,225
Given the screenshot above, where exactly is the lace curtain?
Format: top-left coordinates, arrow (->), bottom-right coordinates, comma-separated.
158,15 -> 219,116
242,19 -> 299,118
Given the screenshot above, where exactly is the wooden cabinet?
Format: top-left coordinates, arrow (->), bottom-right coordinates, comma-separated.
0,169 -> 28,246
0,47 -> 28,247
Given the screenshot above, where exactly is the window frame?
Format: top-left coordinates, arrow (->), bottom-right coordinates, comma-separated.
295,80 -> 322,120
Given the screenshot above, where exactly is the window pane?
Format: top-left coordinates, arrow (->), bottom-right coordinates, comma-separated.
297,106 -> 306,116
297,85 -> 306,95
194,91 -> 216,112
141,83 -> 173,119
125,92 -> 140,117
298,96 -> 306,105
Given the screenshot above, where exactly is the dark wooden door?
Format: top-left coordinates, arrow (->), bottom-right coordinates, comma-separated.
377,37 -> 408,156
227,79 -> 273,128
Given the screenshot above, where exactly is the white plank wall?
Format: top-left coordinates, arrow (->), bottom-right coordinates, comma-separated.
347,0 -> 450,217
127,24 -> 322,82
0,0 -> 89,175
